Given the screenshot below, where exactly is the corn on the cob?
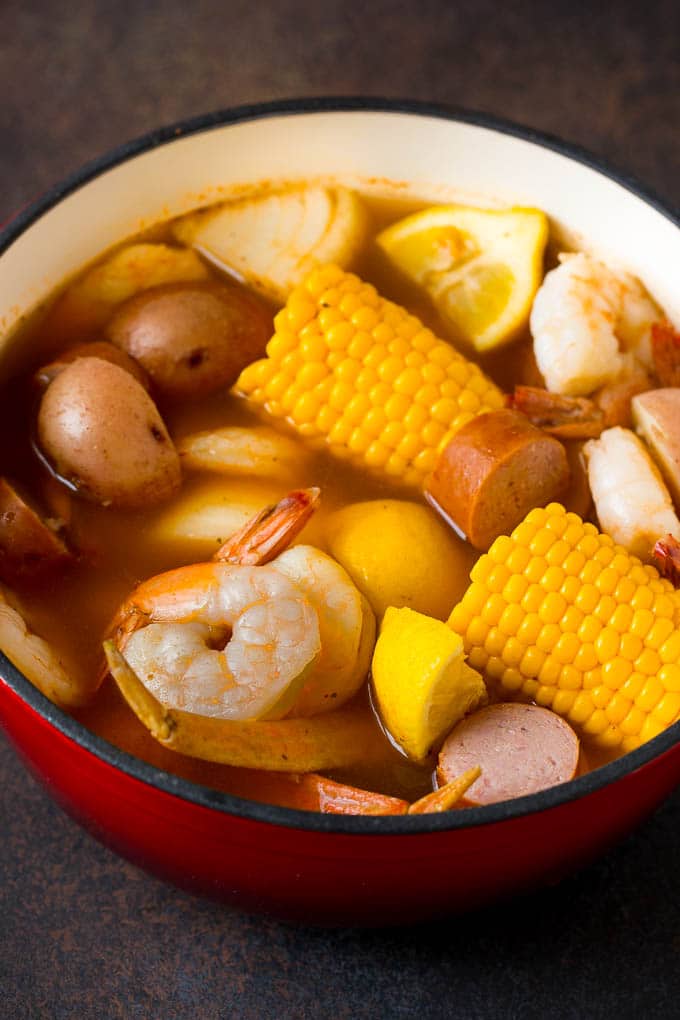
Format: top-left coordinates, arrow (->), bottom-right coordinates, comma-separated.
448,502 -> 680,753
237,264 -> 504,487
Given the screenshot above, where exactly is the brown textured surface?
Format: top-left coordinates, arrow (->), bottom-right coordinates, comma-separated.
2,1 -> 680,1017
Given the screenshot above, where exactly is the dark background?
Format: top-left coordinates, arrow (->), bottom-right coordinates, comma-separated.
2,1 -> 680,1017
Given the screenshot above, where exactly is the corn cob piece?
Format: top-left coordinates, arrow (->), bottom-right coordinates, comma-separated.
448,503 -> 680,753
236,265 -> 504,487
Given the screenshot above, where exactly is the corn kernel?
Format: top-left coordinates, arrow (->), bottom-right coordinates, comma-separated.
553,689 -> 577,715
660,633 -> 680,665
521,584 -> 545,614
364,345 -> 388,370
619,632 -> 643,662
347,428 -> 370,454
413,448 -> 436,474
554,632 -> 580,665
521,646 -> 546,676
385,452 -> 407,476
381,421 -> 405,449
364,441 -> 389,468
593,595 -> 617,624
582,709 -> 609,736
481,595 -> 506,627
394,368 -> 423,396
605,692 -> 632,725
502,575 -> 529,605
499,603 -> 525,636
421,420 -> 445,447
501,668 -> 524,691
637,677 -> 664,712
569,692 -> 595,725
630,608 -> 654,639
486,656 -> 506,680
574,643 -> 598,672
620,706 -> 645,736
539,592 -> 567,625
635,648 -> 661,677
596,627 -> 620,663
639,714 -> 667,743
516,612 -> 541,645
560,605 -> 583,634
525,556 -> 548,585
484,627 -> 507,657
557,664 -> 582,690
507,545 -> 531,574
415,383 -> 442,408
537,623 -> 561,653
658,664 -> 680,692
601,657 -> 631,690
621,672 -> 645,701
654,692 -> 680,725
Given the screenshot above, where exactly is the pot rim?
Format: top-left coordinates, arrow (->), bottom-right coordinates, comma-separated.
1,96 -> 679,837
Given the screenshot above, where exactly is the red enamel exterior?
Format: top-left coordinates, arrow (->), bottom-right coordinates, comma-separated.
4,674 -> 680,925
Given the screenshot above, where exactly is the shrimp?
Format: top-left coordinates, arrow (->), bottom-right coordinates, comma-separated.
119,563 -> 322,720
584,427 -> 680,560
0,584 -> 90,707
530,252 -> 662,396
111,488 -> 373,722
272,545 -> 375,716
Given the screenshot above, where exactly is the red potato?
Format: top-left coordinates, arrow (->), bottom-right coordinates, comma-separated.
37,357 -> 181,509
437,703 -> 580,806
34,340 -> 150,391
0,477 -> 71,585
107,281 -> 272,400
425,408 -> 570,551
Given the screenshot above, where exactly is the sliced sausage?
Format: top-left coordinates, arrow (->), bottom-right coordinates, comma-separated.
0,477 -> 71,584
437,702 -> 579,806
425,408 -> 569,550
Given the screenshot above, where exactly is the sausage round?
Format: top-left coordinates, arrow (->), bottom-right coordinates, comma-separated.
425,408 -> 570,550
437,702 -> 579,806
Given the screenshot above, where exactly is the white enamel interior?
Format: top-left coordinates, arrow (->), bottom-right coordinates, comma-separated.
1,108 -> 679,373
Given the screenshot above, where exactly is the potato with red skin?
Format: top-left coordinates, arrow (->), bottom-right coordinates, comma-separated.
37,357 -> 181,509
107,281 -> 272,400
437,703 -> 579,806
0,477 -> 71,585
425,408 -> 569,551
34,340 -> 150,391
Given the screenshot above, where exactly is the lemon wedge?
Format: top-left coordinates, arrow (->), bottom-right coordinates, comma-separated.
371,606 -> 487,762
376,204 -> 548,352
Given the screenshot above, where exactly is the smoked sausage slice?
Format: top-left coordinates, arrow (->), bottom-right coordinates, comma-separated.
437,702 -> 579,806
425,408 -> 569,550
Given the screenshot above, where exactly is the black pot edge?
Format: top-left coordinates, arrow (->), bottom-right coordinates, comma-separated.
1,95 -> 679,838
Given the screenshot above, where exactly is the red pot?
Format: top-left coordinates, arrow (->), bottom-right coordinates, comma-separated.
1,100 -> 679,925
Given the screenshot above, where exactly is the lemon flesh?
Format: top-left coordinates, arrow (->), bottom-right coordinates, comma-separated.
324,499 -> 475,620
372,606 -> 487,762
377,204 -> 548,352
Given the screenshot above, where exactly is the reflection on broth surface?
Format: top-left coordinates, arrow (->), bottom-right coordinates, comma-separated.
1,181 -> 678,813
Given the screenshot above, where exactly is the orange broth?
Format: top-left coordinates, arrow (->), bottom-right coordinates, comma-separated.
0,190 -> 597,808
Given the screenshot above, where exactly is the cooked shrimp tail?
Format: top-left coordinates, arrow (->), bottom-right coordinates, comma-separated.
407,766 -> 482,814
652,535 -> 680,586
104,641 -> 376,772
508,385 -> 605,438
214,486 -> 320,565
